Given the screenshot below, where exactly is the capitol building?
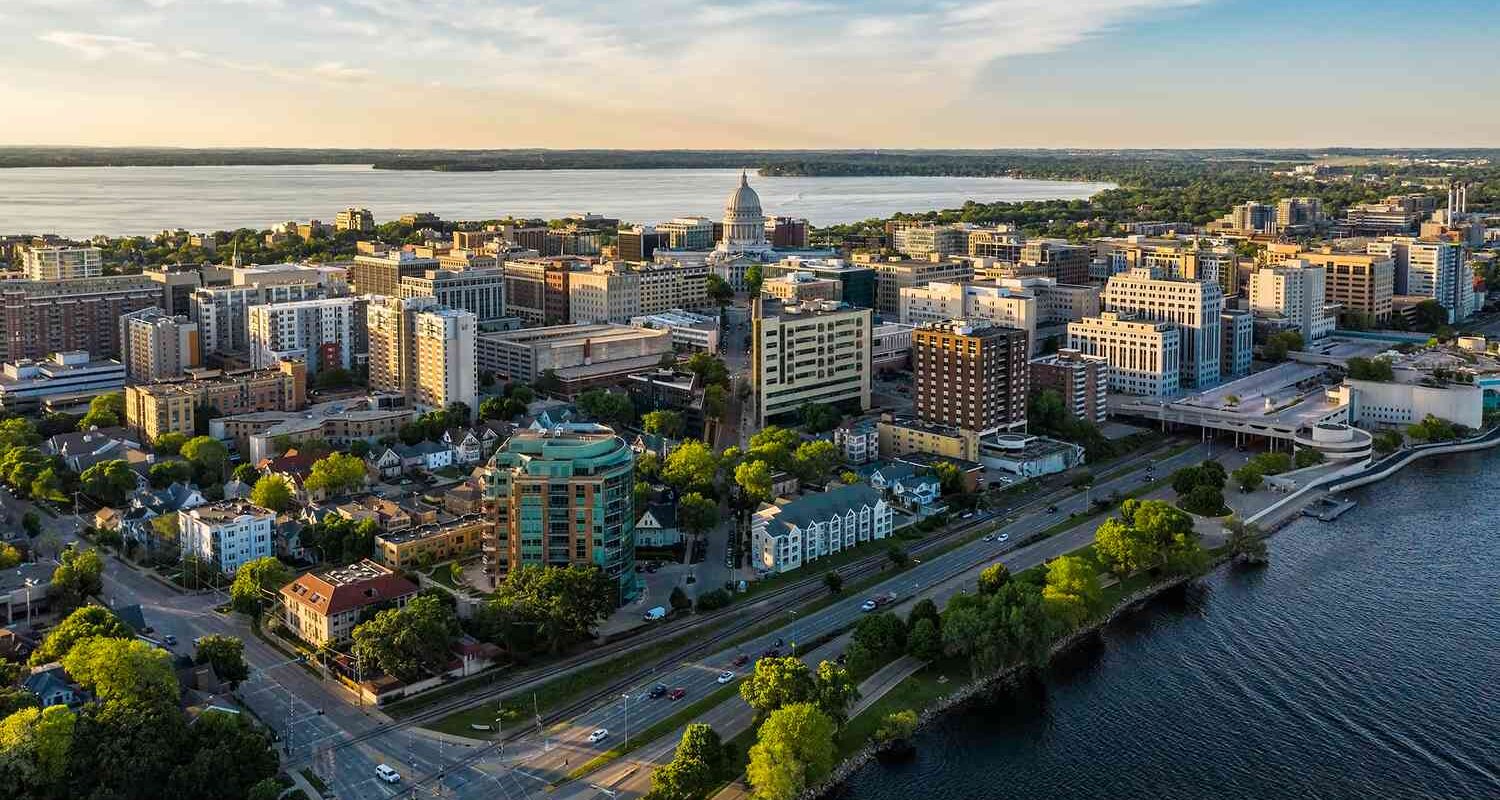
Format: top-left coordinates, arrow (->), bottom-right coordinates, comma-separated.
707,171 -> 779,292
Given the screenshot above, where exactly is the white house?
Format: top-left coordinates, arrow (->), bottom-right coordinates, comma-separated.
393,441 -> 455,472
868,463 -> 941,510
752,484 -> 892,575
179,501 -> 275,574
443,426 -> 500,466
370,447 -> 404,479
634,503 -> 680,547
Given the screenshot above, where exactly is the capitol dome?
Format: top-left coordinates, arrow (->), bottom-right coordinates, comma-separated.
726,170 -> 763,216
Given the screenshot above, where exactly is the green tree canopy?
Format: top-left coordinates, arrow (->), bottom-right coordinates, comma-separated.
80,459 -> 136,507
797,402 -> 841,434
248,474 -> 292,512
739,656 -> 816,717
229,556 -> 292,615
148,460 -> 193,489
677,492 -> 718,537
194,635 -> 250,684
641,410 -> 685,440
62,637 -> 179,707
475,564 -> 616,656
180,436 -> 228,484
977,562 -> 1010,596
352,594 -> 459,682
79,392 -> 124,429
49,549 -> 105,613
747,704 -> 836,800
0,704 -> 76,794
1041,555 -> 1102,629
790,440 -> 839,483
154,432 -> 190,456
645,723 -> 727,800
304,452 -> 367,496
30,605 -> 133,666
663,440 -> 720,494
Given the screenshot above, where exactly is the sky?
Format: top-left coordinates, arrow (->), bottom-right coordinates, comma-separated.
3,0 -> 1499,149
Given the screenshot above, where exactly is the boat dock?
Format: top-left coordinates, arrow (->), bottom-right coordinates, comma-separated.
1302,496 -> 1357,522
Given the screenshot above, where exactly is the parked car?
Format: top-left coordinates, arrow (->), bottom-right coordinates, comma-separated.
667,687 -> 687,701
717,671 -> 736,684
375,764 -> 401,784
588,729 -> 610,744
648,683 -> 668,699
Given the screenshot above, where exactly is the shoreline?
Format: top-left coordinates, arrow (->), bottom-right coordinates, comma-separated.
807,434 -> 1500,800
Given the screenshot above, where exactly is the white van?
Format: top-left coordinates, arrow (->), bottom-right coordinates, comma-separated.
375,764 -> 401,784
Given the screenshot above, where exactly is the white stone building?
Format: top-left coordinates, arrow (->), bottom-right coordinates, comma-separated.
751,484 -> 892,575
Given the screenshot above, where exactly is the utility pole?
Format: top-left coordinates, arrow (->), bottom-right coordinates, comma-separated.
621,693 -> 630,748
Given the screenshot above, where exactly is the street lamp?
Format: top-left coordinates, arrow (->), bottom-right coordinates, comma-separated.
621,693 -> 631,748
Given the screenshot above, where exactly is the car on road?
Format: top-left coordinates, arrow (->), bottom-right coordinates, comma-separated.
648,683 -> 668,699
717,671 -> 735,684
998,533 -> 1009,542
981,534 -> 994,542
1047,505 -> 1058,513
375,764 -> 401,784
588,728 -> 610,744
860,599 -> 878,612
960,512 -> 973,519
667,687 -> 687,701
162,634 -> 177,646
732,654 -> 749,667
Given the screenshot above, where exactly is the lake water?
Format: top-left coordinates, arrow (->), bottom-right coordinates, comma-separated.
0,165 -> 1113,238
839,451 -> 1500,800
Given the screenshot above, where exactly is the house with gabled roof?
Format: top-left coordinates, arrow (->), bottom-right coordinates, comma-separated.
635,502 -> 680,546
751,484 -> 892,575
869,462 -> 941,510
279,559 -> 418,646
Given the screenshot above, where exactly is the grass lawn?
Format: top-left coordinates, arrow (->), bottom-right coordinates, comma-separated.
427,564 -> 459,589
417,629 -> 705,736
562,682 -> 742,782
835,655 -> 969,757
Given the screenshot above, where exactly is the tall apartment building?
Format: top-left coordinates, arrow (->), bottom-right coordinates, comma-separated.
411,308 -> 478,415
0,275 -> 163,363
179,501 -> 275,575
1276,197 -> 1323,232
1029,349 -> 1108,424
1228,202 -> 1277,234
617,226 -> 666,262
892,225 -> 969,260
480,425 -> 638,604
1267,244 -> 1394,326
146,265 -> 225,317
1101,268 -> 1222,388
752,299 -> 871,427
912,320 -> 1028,434
119,307 -> 200,382
124,360 -> 307,443
854,254 -> 975,316
1067,312 -> 1181,397
1021,240 -> 1092,285
190,282 -> 322,355
350,249 -> 438,297
247,297 -> 360,373
1220,309 -> 1253,380
765,216 -> 809,248
502,258 -> 578,325
656,217 -> 716,250
399,267 -> 506,323
335,207 -> 375,233
21,243 -> 103,281
1248,261 -> 1335,342
1367,238 -> 1470,323
899,281 -> 1037,353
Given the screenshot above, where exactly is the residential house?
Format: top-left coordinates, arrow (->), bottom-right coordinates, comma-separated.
258,449 -> 324,502
442,481 -> 483,516
280,559 -> 418,646
369,446 -> 404,479
868,463 -> 941,510
24,664 -> 86,708
43,427 -> 143,472
751,484 -> 892,575
118,482 -> 207,548
441,426 -> 500,466
635,503 -> 680,547
629,433 -> 669,460
393,441 -> 455,473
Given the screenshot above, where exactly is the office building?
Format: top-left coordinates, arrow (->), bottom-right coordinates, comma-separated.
899,281 -> 1037,353
752,299 -> 871,427
1342,200 -> 1423,236
1226,202 -> 1277,234
998,277 -> 1102,325
335,207 -> 375,233
1276,197 -> 1324,232
913,320 -> 1028,434
350,249 -> 438,297
480,424 -> 638,603
1368,238 -> 1470,323
1094,237 -> 1244,299
617,226 -> 667,262
1102,268 -> 1222,388
400,267 -> 506,323
1067,312 -> 1181,397
21,243 -> 103,281
765,216 -> 809,248
119,307 -> 200,382
1029,349 -> 1108,424
1220,309 -> 1253,380
436,250 -> 498,272
762,272 -> 842,303
502,257 -> 579,325
892,224 -> 969,260
657,217 -> 717,251
854,253 -> 975,316
1021,240 -> 1092,285
1248,261 -> 1336,342
630,310 -> 720,353
146,265 -> 223,317
967,228 -> 1025,261
568,262 -> 710,324
124,360 -> 307,443
477,323 -> 670,393
752,484 -> 892,575
0,351 -> 126,413
0,275 -> 163,363
871,322 -> 914,370
281,560 -> 417,646
1267,244 -> 1394,327
246,297 -> 359,374
179,501 -> 275,575
764,258 -> 877,309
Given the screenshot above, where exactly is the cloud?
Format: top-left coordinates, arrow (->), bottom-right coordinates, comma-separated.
696,1 -> 833,26
310,61 -> 373,80
37,30 -> 166,61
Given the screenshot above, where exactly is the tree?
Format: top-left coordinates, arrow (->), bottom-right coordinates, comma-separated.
0,704 -> 76,795
1178,484 -> 1228,516
886,544 -> 909,569
744,263 -> 764,295
352,594 -> 459,682
478,564 -> 615,655
669,586 -> 693,613
37,412 -> 79,438
1373,429 -> 1404,454
1232,464 -> 1263,492
848,612 -> 907,674
79,392 -> 124,429
704,274 -> 734,307
1408,414 -> 1458,442
940,605 -> 985,666
49,548 -> 104,613
148,460 -> 193,489
739,656 -> 816,717
746,703 -> 836,800
21,511 -> 41,537
663,440 -> 720,494
180,436 -> 229,485
249,475 -> 292,512
0,542 -> 18,569
907,617 -> 942,662
62,637 -> 179,706
29,467 -> 68,505
977,562 -> 1010,595
839,470 -> 859,485
702,384 -> 728,420
1093,517 -> 1155,578
812,660 -> 859,724
646,723 -> 726,800
1294,447 -> 1326,469
30,605 -> 132,666
304,452 -> 367,496
1248,451 -> 1293,475
229,556 -> 292,615
194,635 -> 250,685
798,403 -> 841,434
1042,555 -> 1101,629
1345,356 -> 1395,382
822,570 -> 843,595
166,709 -> 279,800
931,460 -> 965,496
734,458 -> 774,504
641,410 -> 685,440
873,709 -> 918,746
231,463 -> 260,484
684,352 -> 730,388
154,432 -> 190,456
790,440 -> 839,483
1224,517 -> 1269,566
677,493 -> 718,538
1413,299 -> 1448,332
577,389 -> 635,430
80,459 -> 136,507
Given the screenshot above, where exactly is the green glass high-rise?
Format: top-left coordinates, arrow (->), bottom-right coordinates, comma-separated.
481,424 -> 639,605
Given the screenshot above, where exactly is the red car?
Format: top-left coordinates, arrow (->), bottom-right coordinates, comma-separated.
667,687 -> 687,701
732,654 -> 750,667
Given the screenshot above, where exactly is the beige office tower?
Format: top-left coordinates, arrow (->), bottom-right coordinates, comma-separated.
412,307 -> 478,415
118,307 -> 200,382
